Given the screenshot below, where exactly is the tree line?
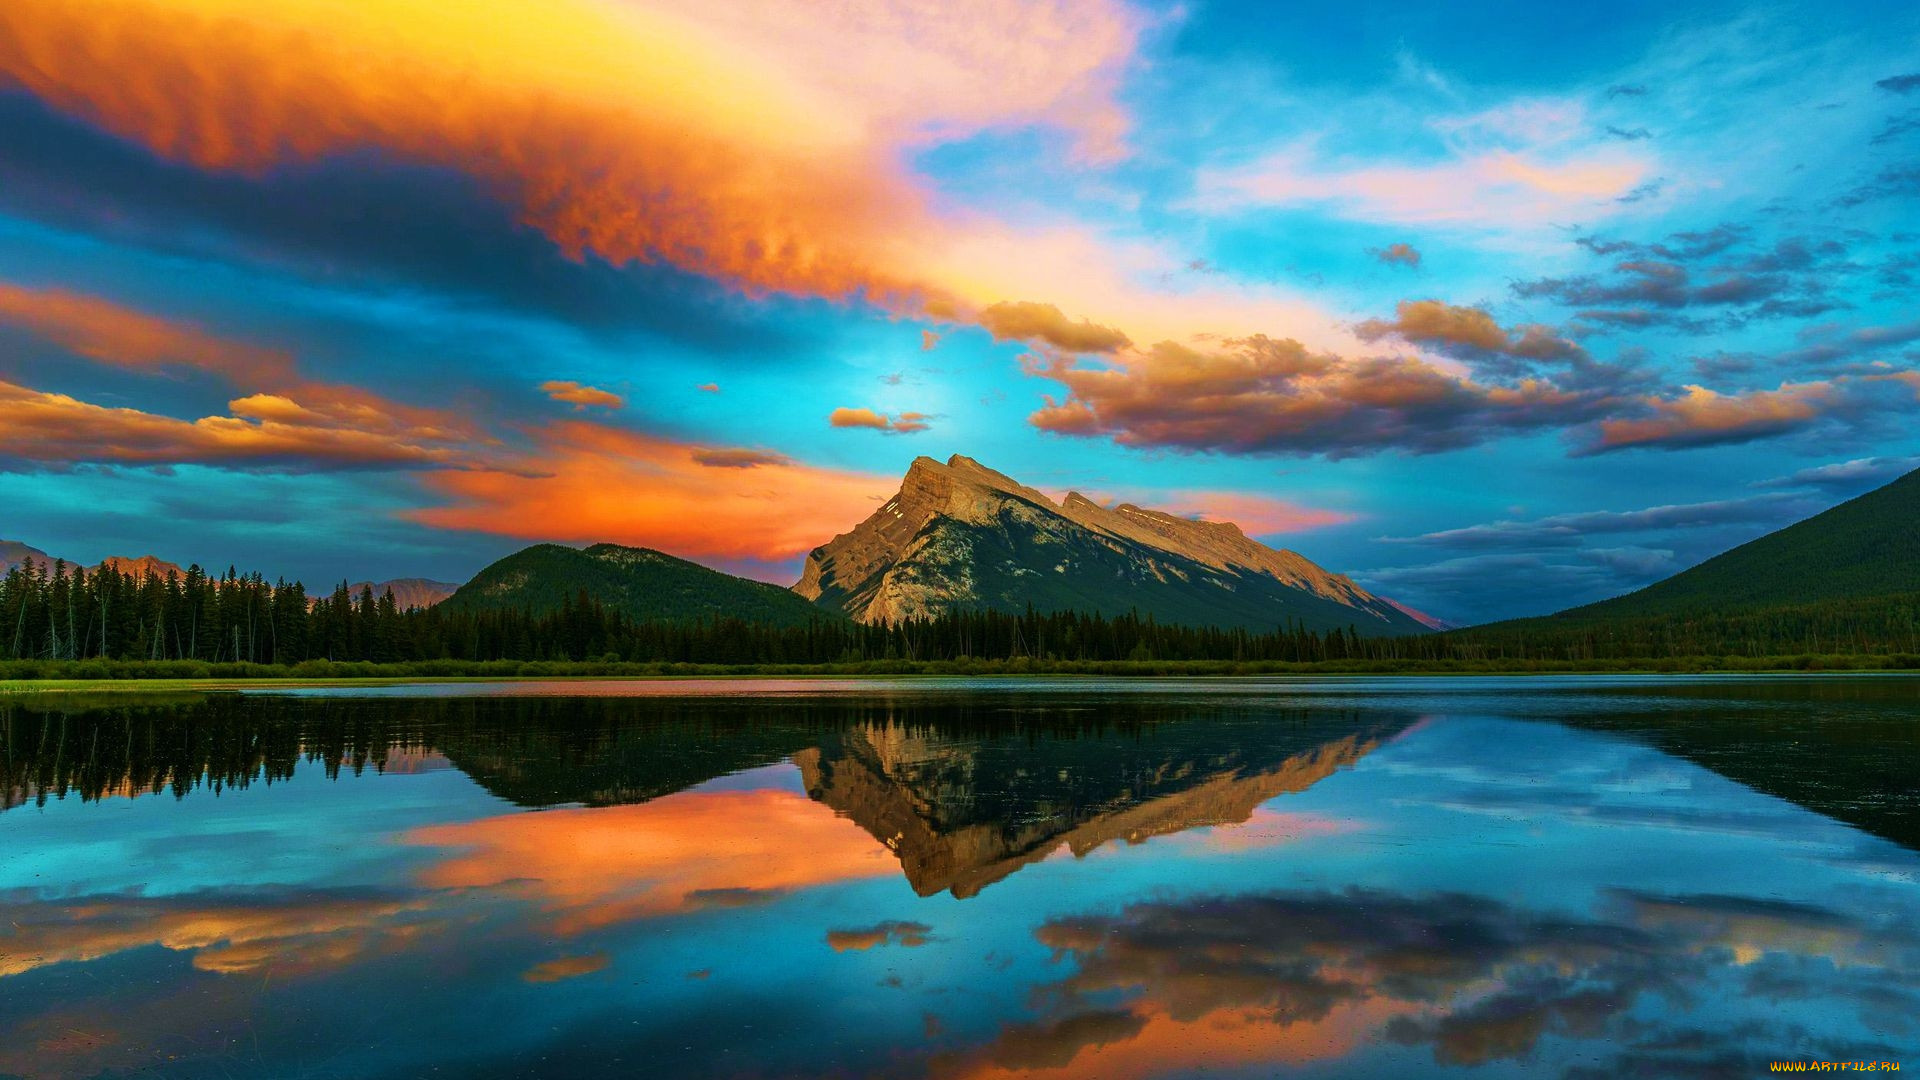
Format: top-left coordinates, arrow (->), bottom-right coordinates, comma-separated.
4,556 -> 1918,670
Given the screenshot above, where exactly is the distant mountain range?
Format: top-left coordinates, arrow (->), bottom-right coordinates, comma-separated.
0,542 -> 456,612
343,578 -> 459,611
796,455 -> 1427,635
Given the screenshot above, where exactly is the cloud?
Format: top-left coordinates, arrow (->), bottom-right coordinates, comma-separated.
0,0 -> 1147,327
1605,125 -> 1653,141
978,300 -> 1131,353
1591,381 -> 1830,452
1355,552 -> 1659,619
0,379 -> 482,472
1027,336 -> 1618,458
829,407 -> 932,434
1755,454 -> 1920,490
539,380 -> 624,411
1876,73 -> 1920,94
1355,300 -> 1512,352
1531,226 -> 1865,335
1356,299 -> 1665,396
0,282 -> 478,447
1382,491 -> 1820,549
921,329 -> 941,351
1606,84 -> 1648,98
1196,145 -> 1649,229
522,954 -> 609,983
1192,96 -> 1653,232
825,921 -> 932,952
1834,164 -> 1920,208
411,421 -> 889,565
697,382 -> 721,393
689,447 -> 792,469
1371,243 -> 1422,269
1613,178 -> 1664,203
0,282 -> 294,384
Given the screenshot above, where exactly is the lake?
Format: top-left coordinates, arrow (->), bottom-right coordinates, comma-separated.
2,676 -> 1916,1078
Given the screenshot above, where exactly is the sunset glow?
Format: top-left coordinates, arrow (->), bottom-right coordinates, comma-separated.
2,0 -> 1914,622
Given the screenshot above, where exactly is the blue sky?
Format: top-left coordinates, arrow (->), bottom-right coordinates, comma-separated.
0,0 -> 1915,622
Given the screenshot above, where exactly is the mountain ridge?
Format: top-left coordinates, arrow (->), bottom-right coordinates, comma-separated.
444,542 -> 837,627
1529,465 -> 1920,625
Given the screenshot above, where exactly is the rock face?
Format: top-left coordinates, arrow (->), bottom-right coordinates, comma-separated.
794,455 -> 1426,634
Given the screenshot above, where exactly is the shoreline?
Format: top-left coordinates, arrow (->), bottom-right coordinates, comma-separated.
5,656 -> 1919,698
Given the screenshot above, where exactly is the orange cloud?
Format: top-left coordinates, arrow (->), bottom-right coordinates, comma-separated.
0,283 -> 479,449
0,893 -> 430,980
523,953 -> 610,983
0,0 -> 1395,376
1354,300 -> 1589,365
979,301 -> 1131,354
540,380 -> 625,411
413,421 -> 889,563
0,0 -> 1143,316
406,786 -> 897,935
0,379 -> 481,469
0,283 -> 294,384
1356,299 -> 1508,352
830,407 -> 933,434
1587,371 -> 1920,453
1028,337 -> 1608,457
1594,382 -> 1829,451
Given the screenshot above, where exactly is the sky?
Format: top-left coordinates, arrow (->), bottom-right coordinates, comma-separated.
0,0 -> 1916,624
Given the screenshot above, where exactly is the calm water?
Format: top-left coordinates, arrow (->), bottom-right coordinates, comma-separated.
2,676 -> 1917,1078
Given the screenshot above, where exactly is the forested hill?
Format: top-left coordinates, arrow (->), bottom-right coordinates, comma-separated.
439,543 -> 836,628
1552,465 -> 1920,619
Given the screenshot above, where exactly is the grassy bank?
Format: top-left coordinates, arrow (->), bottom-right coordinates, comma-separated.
2,652 -> 1918,694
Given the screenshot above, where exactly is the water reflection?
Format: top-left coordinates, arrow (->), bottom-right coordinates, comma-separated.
798,713 -> 1405,898
1,678 -> 1916,1079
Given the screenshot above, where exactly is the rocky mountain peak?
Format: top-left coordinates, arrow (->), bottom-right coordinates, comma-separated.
794,455 -> 1428,634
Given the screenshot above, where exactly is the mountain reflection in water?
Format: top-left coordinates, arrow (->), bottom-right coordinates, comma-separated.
1,677 -> 1916,1080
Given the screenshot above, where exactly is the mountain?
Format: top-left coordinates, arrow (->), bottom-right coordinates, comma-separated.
347,578 -> 459,611
1,540 -> 57,573
1549,465 -> 1920,621
794,455 -> 1427,635
443,542 -> 837,627
96,555 -> 186,580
